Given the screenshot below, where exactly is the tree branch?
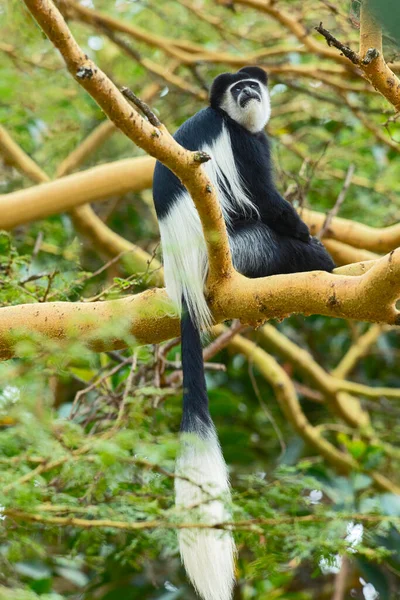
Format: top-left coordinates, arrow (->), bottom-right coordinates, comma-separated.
22,0 -> 233,284
302,209 -> 400,253
259,324 -> 370,429
315,5 -> 400,111
227,331 -> 399,493
5,508 -> 400,533
332,324 -> 385,379
230,0 -> 359,67
318,164 -> 355,240
323,240 -> 379,267
0,156 -> 154,229
0,248 -> 399,361
314,23 -> 361,65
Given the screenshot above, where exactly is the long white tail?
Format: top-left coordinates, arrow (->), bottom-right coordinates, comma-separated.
175,425 -> 236,600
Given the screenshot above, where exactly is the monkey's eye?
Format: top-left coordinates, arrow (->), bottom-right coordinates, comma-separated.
233,86 -> 241,92
250,83 -> 258,89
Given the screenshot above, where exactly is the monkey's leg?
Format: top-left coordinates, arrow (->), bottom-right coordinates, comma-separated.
229,220 -> 335,278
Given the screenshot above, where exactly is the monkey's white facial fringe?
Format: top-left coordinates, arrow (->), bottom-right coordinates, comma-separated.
221,80 -> 271,133
175,426 -> 236,600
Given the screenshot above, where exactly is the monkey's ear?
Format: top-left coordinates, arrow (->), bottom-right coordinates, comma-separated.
209,72 -> 234,108
238,66 -> 268,85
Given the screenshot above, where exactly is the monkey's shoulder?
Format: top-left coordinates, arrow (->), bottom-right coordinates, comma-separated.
173,107 -> 225,150
153,109 -> 225,216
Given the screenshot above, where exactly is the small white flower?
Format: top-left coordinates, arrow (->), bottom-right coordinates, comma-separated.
308,489 -> 323,505
0,505 -> 6,521
360,578 -> 379,600
164,581 -> 178,592
346,522 -> 363,551
319,554 -> 342,575
0,386 -> 20,405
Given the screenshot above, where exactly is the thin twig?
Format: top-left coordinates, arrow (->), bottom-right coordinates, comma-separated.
315,23 -> 361,65
163,360 -> 226,371
248,362 -> 286,456
121,86 -> 161,127
70,358 -> 131,419
5,509 -> 400,533
41,270 -> 58,302
164,321 -> 246,387
318,164 -> 355,239
114,351 -> 138,428
203,321 -> 247,361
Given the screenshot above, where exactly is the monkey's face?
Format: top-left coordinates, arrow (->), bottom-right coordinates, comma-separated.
230,79 -> 263,108
220,77 -> 271,134
210,67 -> 271,134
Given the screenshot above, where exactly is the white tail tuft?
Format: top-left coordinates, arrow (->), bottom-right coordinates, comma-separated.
175,426 -> 236,600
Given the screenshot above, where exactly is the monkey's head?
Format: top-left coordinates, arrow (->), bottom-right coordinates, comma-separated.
209,66 -> 270,134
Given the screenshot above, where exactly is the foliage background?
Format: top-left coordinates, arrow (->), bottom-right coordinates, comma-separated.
0,0 -> 400,598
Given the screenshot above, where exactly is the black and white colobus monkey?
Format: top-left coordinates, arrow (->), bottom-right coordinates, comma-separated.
153,67 -> 335,600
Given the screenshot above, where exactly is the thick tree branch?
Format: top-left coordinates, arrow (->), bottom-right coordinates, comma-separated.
0,157 -> 154,229
0,291 -> 179,360
209,250 -> 400,327
323,240 -> 379,267
0,248 -> 399,361
22,0 -> 233,284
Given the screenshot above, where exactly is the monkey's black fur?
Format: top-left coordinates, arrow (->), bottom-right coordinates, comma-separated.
180,299 -> 212,435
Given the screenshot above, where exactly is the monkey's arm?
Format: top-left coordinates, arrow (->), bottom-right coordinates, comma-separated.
258,190 -> 310,242
236,132 -> 310,242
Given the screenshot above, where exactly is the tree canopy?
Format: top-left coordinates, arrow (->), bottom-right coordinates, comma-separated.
0,0 -> 400,598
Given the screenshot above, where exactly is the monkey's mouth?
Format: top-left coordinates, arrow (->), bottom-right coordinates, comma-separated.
239,90 -> 261,108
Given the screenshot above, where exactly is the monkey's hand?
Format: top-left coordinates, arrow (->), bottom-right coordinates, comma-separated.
261,196 -> 311,242
284,204 -> 311,242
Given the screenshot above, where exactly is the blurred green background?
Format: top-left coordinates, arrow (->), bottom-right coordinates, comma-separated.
0,0 -> 400,598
